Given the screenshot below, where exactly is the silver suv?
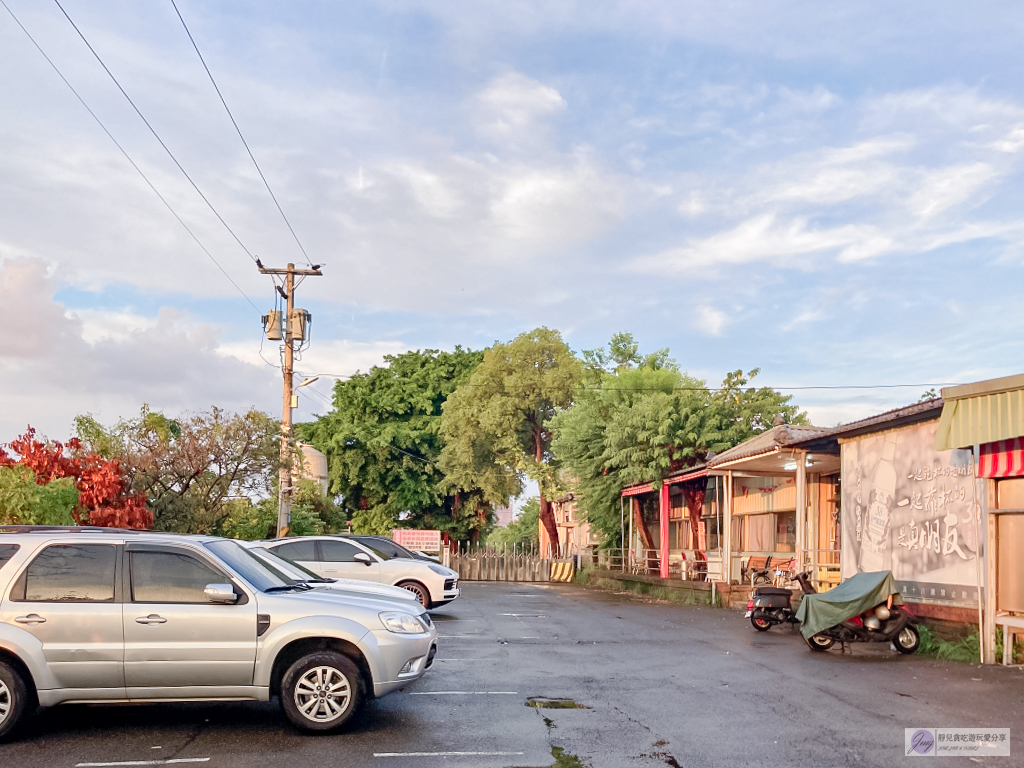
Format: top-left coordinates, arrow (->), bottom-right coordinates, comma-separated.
0,527 -> 437,740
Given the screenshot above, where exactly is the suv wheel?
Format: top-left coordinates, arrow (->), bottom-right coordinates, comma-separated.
398,581 -> 430,608
281,651 -> 362,733
0,661 -> 29,742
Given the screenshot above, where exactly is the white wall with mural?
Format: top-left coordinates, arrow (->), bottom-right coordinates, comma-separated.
841,421 -> 981,606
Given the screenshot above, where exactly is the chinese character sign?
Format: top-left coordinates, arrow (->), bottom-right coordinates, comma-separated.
842,421 -> 980,601
393,529 -> 443,553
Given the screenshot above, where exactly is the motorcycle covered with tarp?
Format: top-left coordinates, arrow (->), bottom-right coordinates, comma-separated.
794,570 -> 920,654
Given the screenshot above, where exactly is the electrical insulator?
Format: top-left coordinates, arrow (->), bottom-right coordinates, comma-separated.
289,309 -> 310,341
262,310 -> 283,340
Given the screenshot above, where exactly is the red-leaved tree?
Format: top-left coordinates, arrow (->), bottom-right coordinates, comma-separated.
0,428 -> 151,529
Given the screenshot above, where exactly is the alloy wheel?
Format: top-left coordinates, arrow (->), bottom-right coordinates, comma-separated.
0,679 -> 10,726
293,666 -> 352,724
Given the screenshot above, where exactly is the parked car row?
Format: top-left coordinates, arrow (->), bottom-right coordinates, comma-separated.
0,527 -> 456,742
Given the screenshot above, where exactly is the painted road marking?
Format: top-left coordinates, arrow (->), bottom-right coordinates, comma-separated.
76,760 -> 210,767
437,634 -> 483,638
409,691 -> 518,695
498,613 -> 546,617
375,752 -> 524,758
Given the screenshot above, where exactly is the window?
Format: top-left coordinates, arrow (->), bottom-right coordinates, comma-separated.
0,544 -> 19,570
353,538 -> 408,559
204,540 -> 290,593
774,511 -> 796,552
997,478 -> 1024,509
19,544 -> 116,602
320,540 -> 363,562
746,513 -> 771,551
272,540 -> 317,562
131,550 -> 226,603
703,514 -> 720,551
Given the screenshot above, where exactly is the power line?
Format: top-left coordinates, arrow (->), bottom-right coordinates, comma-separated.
0,0 -> 258,311
169,0 -> 314,268
52,0 -> 258,263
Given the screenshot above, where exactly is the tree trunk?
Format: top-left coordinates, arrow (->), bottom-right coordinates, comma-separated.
633,497 -> 656,551
539,494 -> 560,558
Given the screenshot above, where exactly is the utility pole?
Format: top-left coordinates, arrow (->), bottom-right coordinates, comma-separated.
258,260 -> 323,537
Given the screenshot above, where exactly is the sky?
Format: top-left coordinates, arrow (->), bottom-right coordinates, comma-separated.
2,0 -> 1024,441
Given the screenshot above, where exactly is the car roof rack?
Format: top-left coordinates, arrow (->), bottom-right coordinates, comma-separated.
0,525 -> 162,535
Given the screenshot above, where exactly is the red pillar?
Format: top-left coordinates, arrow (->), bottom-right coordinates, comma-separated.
659,483 -> 670,579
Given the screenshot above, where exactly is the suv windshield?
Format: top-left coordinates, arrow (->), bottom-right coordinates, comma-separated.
205,539 -> 299,592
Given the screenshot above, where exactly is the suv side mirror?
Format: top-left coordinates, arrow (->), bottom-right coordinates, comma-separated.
204,583 -> 239,604
353,552 -> 373,566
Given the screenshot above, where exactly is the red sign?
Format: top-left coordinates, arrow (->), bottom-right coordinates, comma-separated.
393,529 -> 442,553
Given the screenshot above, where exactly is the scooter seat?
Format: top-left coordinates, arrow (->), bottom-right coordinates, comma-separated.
753,587 -> 793,596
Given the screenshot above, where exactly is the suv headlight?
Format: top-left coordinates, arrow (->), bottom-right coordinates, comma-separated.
428,564 -> 453,576
379,611 -> 428,634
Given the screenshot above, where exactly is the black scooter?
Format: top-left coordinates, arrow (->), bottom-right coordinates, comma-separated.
805,603 -> 920,654
745,571 -> 816,631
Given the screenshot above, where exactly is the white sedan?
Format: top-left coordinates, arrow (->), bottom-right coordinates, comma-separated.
255,535 -> 460,608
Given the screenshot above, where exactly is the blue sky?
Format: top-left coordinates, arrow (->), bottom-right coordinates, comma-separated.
2,1 -> 1023,439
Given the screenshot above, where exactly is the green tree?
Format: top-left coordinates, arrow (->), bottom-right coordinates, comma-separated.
0,465 -> 79,525
551,335 -> 807,544
74,406 -> 279,533
299,348 -> 485,539
439,328 -> 583,554
219,480 -> 339,540
487,497 -> 540,547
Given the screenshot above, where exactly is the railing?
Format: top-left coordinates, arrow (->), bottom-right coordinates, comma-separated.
809,549 -> 842,592
448,543 -> 569,582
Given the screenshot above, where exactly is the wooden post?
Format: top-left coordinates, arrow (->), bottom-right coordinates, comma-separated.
795,450 -> 807,574
722,471 -> 733,584
659,483 -> 670,579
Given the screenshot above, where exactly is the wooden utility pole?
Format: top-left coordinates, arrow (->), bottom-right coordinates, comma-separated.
258,260 -> 322,537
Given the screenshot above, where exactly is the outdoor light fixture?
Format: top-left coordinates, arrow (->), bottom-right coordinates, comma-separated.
298,376 -> 319,388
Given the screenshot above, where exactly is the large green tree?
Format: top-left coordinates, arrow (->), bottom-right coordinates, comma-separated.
74,406 -> 279,533
299,348 -> 485,538
439,328 -> 583,554
0,466 -> 78,526
550,334 -> 807,544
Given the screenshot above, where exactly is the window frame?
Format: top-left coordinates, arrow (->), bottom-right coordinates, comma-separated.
125,542 -> 247,605
317,538 -> 373,564
10,542 -> 122,604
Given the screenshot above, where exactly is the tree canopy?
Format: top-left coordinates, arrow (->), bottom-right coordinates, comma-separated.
299,347 -> 485,538
551,334 -> 807,544
74,406 -> 278,533
0,427 -> 150,528
439,328 -> 583,553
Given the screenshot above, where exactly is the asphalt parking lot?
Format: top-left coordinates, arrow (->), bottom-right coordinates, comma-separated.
1,581 -> 1022,768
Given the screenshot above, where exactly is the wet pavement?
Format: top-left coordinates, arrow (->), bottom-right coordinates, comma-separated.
1,581 -> 1022,767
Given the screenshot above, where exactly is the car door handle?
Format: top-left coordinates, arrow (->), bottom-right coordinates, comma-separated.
135,614 -> 167,625
14,614 -> 46,625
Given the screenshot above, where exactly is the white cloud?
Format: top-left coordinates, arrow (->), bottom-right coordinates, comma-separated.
906,162 -> 996,219
991,125 -> 1024,153
476,72 -> 567,139
694,304 -> 728,336
0,257 -> 276,439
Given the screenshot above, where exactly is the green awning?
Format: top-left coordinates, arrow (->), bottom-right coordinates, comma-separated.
935,373 -> 1024,450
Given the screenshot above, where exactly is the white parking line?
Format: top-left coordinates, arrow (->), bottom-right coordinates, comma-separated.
498,613 -> 546,617
76,760 -> 210,767
374,752 -> 524,758
409,691 -> 517,695
437,634 -> 483,638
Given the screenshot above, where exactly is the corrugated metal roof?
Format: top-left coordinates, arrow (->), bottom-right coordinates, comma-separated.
620,463 -> 708,497
706,424 -> 829,468
935,377 -> 1024,450
790,398 -> 944,445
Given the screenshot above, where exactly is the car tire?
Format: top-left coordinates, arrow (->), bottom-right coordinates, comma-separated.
895,625 -> 920,655
0,660 -> 29,742
807,633 -> 835,652
397,581 -> 431,608
280,651 -> 363,733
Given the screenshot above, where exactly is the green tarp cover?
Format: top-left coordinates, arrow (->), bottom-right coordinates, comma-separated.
795,570 -> 903,639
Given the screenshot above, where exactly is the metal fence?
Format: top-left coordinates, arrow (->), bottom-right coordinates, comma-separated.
449,544 -> 572,582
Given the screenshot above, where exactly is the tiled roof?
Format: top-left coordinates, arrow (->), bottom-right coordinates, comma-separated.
706,424 -> 830,468
793,398 -> 943,443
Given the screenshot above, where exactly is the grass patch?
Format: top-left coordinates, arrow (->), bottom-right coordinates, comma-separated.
583,574 -> 716,606
573,568 -> 591,586
551,746 -> 587,768
527,697 -> 590,709
917,626 -> 1023,664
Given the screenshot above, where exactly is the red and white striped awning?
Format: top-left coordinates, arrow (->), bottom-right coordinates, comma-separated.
979,438 -> 1024,478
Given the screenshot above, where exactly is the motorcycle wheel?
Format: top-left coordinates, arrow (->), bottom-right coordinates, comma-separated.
751,615 -> 772,631
894,625 -> 920,655
807,633 -> 834,652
